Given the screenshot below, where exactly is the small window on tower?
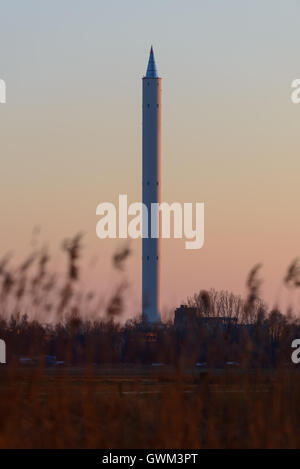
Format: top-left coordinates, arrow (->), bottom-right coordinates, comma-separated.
147,104 -> 150,108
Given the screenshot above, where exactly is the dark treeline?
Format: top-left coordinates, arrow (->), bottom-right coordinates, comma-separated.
0,292 -> 299,368
0,235 -> 300,368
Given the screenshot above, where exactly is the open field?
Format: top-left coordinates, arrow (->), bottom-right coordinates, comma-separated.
1,365 -> 300,449
0,242 -> 300,448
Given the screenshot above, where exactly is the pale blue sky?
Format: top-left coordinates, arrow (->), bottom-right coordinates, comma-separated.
1,1 -> 300,315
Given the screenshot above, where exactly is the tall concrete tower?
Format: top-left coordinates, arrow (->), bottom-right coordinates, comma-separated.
142,47 -> 161,324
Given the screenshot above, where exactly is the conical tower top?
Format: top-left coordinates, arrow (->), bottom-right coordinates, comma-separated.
145,46 -> 158,78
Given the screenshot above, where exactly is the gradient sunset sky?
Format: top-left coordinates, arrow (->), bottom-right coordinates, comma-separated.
1,0 -> 300,317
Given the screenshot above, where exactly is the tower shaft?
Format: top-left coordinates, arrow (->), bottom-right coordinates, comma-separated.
142,50 -> 161,323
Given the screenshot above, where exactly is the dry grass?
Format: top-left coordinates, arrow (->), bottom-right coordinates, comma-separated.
0,234 -> 300,448
0,366 -> 300,448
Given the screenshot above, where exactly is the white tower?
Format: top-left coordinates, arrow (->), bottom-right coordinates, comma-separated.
142,47 -> 161,323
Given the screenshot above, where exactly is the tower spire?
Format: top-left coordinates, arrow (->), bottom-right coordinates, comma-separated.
145,46 -> 158,78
